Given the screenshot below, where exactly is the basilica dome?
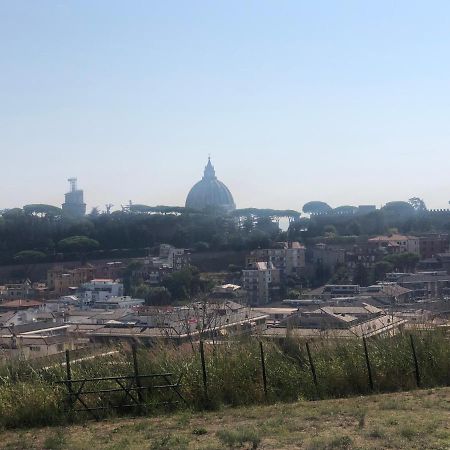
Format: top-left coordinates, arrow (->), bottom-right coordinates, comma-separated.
185,158 -> 236,212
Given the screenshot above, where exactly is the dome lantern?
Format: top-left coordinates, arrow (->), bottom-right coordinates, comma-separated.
203,157 -> 216,180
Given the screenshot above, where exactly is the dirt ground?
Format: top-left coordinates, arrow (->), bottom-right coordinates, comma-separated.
1,387 -> 449,449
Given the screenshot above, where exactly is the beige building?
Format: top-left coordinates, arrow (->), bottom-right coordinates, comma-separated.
311,243 -> 346,268
263,303 -> 407,340
368,234 -> 420,255
47,265 -> 95,296
251,307 -> 297,325
0,322 -> 75,360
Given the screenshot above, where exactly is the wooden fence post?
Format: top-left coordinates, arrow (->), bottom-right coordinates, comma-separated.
199,340 -> 208,402
410,335 -> 421,388
259,341 -> 268,399
363,337 -> 374,392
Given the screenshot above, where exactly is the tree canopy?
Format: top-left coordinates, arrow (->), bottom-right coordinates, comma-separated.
23,204 -> 62,217
302,201 -> 332,215
408,197 -> 427,212
382,201 -> 415,216
57,236 -> 100,252
13,250 -> 47,263
133,285 -> 173,306
162,267 -> 212,300
384,253 -> 420,272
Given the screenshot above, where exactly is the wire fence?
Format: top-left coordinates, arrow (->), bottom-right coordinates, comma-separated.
0,329 -> 449,427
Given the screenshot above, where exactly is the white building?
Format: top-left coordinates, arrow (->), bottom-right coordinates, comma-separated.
243,262 -> 273,306
78,279 -> 124,306
150,244 -> 190,271
94,296 -> 145,310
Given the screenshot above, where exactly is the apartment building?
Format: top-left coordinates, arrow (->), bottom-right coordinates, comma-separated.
246,241 -> 305,277
47,265 -> 95,295
150,244 -> 191,271
418,234 -> 449,259
243,262 -> 273,306
0,280 -> 33,299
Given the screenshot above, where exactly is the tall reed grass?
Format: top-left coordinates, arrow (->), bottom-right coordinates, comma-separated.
0,329 -> 448,428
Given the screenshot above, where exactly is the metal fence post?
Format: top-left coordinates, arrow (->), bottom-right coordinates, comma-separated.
65,349 -> 73,409
410,335 -> 421,388
363,337 -> 374,391
306,342 -> 319,396
259,341 -> 268,399
199,340 -> 208,402
132,343 -> 144,406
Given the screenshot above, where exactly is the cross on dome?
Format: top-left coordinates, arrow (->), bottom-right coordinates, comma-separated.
203,156 -> 216,180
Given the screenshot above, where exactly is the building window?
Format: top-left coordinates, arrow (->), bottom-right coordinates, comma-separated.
29,346 -> 41,352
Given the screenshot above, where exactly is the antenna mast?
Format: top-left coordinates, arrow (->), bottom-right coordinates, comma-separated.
68,178 -> 78,192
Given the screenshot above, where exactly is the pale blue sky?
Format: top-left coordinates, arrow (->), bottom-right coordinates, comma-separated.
1,1 -> 450,212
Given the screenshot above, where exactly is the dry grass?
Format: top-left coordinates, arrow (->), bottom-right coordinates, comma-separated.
1,387 -> 449,449
1,331 -> 449,430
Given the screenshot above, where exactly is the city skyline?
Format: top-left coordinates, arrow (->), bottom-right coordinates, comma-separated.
5,165 -> 449,214
2,1 -> 450,210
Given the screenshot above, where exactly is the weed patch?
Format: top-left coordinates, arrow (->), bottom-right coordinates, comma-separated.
216,426 -> 261,449
43,428 -> 66,450
366,427 -> 385,439
150,433 -> 189,450
306,434 -> 353,449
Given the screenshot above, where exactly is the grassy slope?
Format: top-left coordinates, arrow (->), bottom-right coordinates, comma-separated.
2,387 -> 450,450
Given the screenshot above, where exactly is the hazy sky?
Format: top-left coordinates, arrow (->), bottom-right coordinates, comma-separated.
2,1 -> 450,212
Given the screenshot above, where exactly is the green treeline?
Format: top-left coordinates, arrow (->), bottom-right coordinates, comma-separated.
0,208 -> 287,265
0,204 -> 450,265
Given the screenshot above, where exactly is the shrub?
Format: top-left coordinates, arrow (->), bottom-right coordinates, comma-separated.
0,380 -> 64,428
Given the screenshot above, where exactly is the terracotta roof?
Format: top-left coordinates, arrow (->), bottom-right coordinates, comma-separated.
289,242 -> 305,249
398,273 -> 450,283
368,285 -> 411,296
369,234 -> 418,242
0,299 -> 43,309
